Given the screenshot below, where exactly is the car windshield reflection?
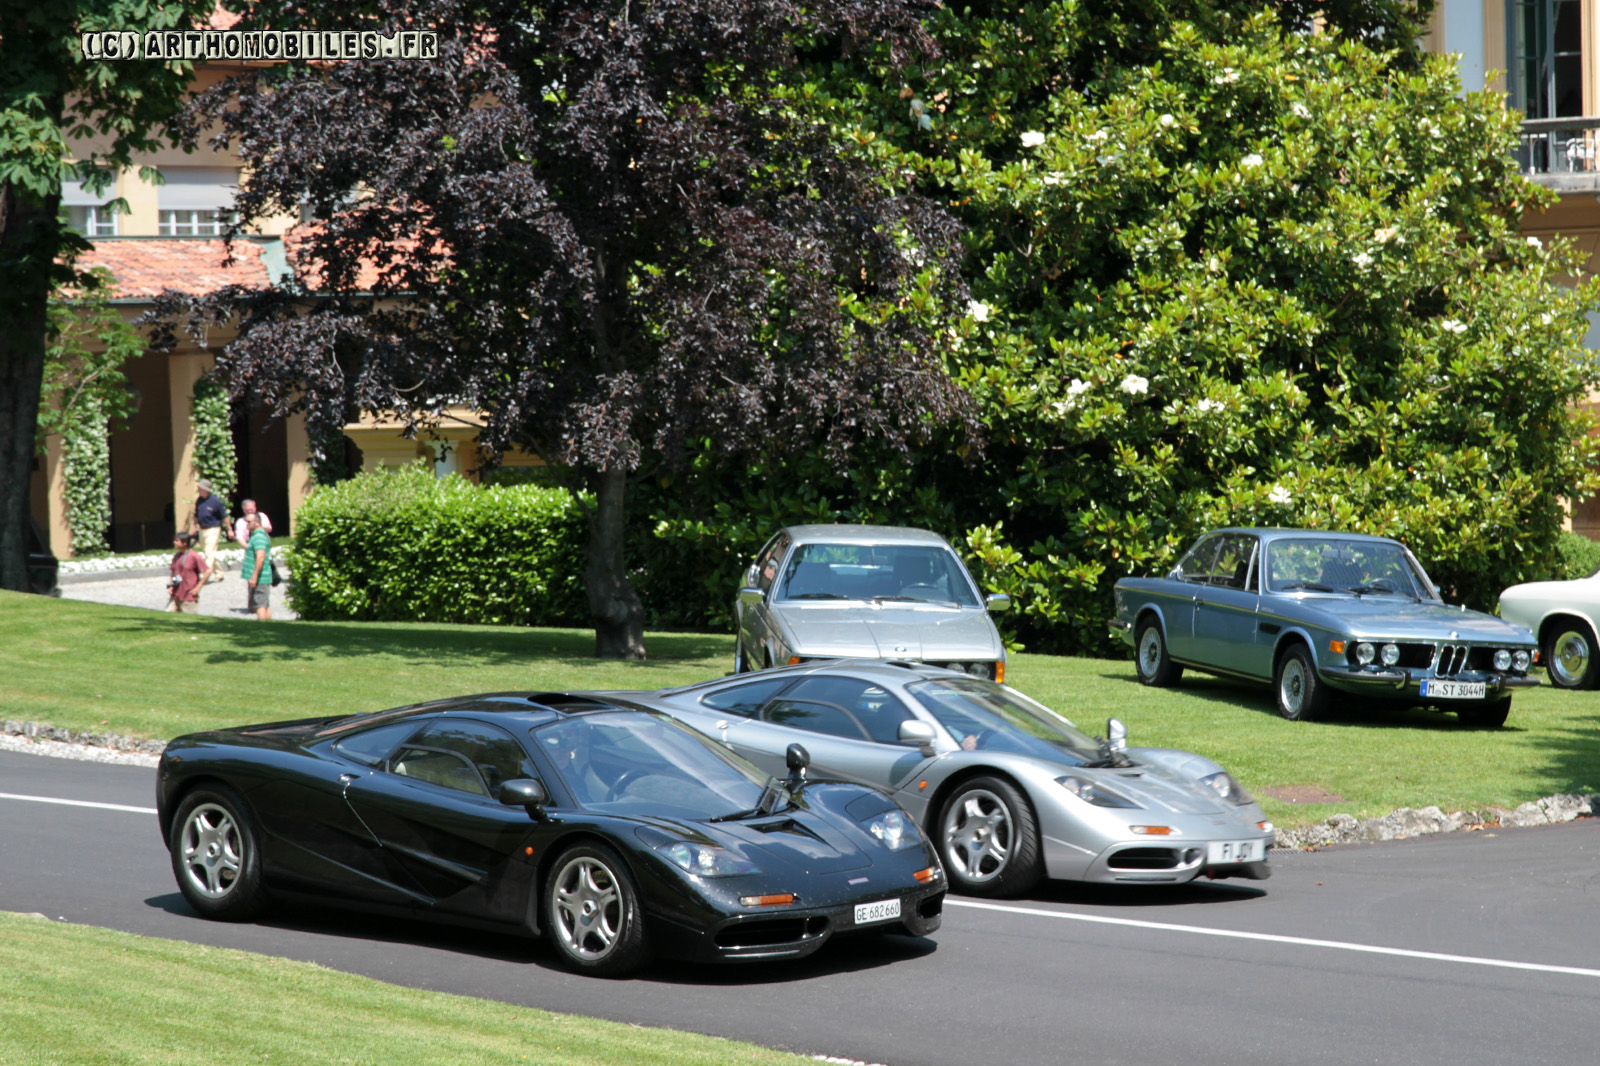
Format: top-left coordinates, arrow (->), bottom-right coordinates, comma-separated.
906,679 -> 1099,763
1264,537 -> 1431,599
776,543 -> 981,607
533,713 -> 769,819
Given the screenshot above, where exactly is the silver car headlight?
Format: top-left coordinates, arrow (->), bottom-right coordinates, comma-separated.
657,842 -> 760,877
1057,775 -> 1141,809
1493,649 -> 1512,671
1355,642 -> 1375,665
861,808 -> 919,850
1381,643 -> 1401,666
1200,771 -> 1255,806
1513,650 -> 1531,671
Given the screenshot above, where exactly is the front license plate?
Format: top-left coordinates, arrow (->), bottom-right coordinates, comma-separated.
853,898 -> 902,926
1421,680 -> 1487,700
1206,839 -> 1263,865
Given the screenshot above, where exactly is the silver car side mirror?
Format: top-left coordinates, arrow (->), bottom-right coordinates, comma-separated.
985,592 -> 1012,614
738,586 -> 764,607
1106,718 -> 1127,752
898,719 -> 937,755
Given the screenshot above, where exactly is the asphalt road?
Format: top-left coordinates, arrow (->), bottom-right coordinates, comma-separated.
4,749 -> 1600,1066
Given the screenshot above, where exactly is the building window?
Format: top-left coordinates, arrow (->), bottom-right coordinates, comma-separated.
158,209 -> 232,236
63,204 -> 117,237
1509,0 -> 1584,119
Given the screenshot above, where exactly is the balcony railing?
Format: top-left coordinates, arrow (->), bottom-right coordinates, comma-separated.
1518,117 -> 1600,191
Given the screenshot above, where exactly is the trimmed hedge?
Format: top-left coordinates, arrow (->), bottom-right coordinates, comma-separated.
1556,531 -> 1600,582
287,464 -> 588,625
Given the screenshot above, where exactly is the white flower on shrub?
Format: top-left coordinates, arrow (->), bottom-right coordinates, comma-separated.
1351,251 -> 1373,269
1269,485 -> 1292,505
968,299 -> 991,323
1527,236 -> 1543,247
1441,318 -> 1467,335
1042,173 -> 1062,185
1215,68 -> 1239,84
1120,374 -> 1149,396
1240,153 -> 1263,168
1291,103 -> 1310,119
1087,128 -> 1109,143
1159,113 -> 1177,128
1373,226 -> 1399,244
1194,398 -> 1224,414
1067,377 -> 1091,399
1020,130 -> 1046,148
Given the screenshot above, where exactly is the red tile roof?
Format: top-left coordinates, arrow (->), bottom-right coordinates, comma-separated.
77,239 -> 270,298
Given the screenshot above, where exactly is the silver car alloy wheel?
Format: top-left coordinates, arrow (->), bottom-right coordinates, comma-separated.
1279,656 -> 1309,716
552,854 -> 624,961
178,802 -> 244,900
1551,630 -> 1592,687
942,788 -> 1013,884
1138,628 -> 1163,678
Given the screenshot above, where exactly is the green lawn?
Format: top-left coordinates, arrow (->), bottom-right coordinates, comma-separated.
5,589 -> 1600,828
0,911 -> 817,1066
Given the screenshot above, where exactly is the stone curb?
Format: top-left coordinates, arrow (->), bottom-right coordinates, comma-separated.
2,720 -> 166,756
1273,795 -> 1600,849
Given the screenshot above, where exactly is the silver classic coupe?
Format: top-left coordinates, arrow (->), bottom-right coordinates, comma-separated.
734,525 -> 1012,681
616,660 -> 1274,898
1111,528 -> 1540,727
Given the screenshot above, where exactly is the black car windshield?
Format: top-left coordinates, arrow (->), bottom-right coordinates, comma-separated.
777,543 -> 980,606
531,712 -> 770,819
1264,537 -> 1436,599
906,679 -> 1098,763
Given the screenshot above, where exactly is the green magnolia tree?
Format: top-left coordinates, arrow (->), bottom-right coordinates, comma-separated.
640,3 -> 1600,653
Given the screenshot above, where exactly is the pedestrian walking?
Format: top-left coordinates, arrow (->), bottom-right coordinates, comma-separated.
189,478 -> 227,586
242,512 -> 273,621
166,532 -> 208,613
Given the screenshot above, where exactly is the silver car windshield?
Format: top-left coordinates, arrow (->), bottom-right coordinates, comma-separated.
906,679 -> 1099,762
531,713 -> 769,818
1264,537 -> 1435,599
777,543 -> 981,607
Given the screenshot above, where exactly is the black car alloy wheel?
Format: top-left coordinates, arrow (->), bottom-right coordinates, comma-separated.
545,842 -> 651,976
937,776 -> 1042,898
169,786 -> 271,921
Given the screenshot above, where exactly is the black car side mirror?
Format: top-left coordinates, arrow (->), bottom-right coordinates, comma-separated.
785,743 -> 809,788
499,778 -> 549,819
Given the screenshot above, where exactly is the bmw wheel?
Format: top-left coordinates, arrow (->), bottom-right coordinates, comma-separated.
1134,620 -> 1183,687
169,786 -> 271,921
937,776 -> 1042,898
1544,621 -> 1599,690
1274,644 -> 1328,721
545,843 -> 650,977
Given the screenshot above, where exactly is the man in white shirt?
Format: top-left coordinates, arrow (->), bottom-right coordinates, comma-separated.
232,499 -> 273,546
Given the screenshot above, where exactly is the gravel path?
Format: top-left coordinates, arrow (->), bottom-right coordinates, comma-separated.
59,566 -> 299,621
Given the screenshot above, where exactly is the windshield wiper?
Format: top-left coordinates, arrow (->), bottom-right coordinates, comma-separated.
1280,581 -> 1335,593
787,592 -> 850,600
710,778 -> 789,821
1349,582 -> 1418,601
872,595 -> 960,608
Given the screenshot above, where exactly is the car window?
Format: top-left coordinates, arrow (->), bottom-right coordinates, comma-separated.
1202,534 -> 1259,590
399,718 -> 539,794
906,678 -> 1099,762
751,532 -> 791,593
1172,536 -> 1221,584
700,677 -> 792,717
1265,537 -> 1429,597
784,676 -> 915,743
763,698 -> 870,740
776,542 -> 980,606
333,720 -> 423,766
390,747 -> 489,795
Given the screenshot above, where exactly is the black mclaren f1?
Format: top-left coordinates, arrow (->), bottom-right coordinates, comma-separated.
157,691 -> 945,976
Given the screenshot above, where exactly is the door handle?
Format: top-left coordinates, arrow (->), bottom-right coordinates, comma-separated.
340,773 -> 358,782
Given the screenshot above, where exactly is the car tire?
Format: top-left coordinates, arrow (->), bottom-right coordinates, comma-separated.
169,785 -> 272,921
1544,620 -> 1600,690
1274,644 -> 1328,722
545,842 -> 651,977
936,775 -> 1042,899
1457,697 -> 1511,729
1134,620 -> 1183,687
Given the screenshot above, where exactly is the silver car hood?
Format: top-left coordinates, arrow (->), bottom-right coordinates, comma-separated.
1265,597 -> 1534,643
774,603 -> 1002,659
1087,758 -> 1232,816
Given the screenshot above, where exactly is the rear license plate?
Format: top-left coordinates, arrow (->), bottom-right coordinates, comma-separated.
853,898 -> 902,926
1206,839 -> 1263,864
1421,680 -> 1487,699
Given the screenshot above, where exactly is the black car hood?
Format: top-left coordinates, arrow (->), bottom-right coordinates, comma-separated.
635,783 -> 882,875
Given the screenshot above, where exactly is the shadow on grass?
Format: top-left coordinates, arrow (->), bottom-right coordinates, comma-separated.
108,613 -> 732,672
145,892 -> 931,984
1095,669 -> 1523,734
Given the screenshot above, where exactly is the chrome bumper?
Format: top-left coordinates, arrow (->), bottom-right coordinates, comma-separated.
1320,666 -> 1539,695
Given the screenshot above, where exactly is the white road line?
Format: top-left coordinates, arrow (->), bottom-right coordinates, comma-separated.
948,898 -> 1600,979
0,792 -> 156,815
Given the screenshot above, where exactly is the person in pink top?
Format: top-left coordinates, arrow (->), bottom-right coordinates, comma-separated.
232,498 -> 273,546
166,532 -> 209,613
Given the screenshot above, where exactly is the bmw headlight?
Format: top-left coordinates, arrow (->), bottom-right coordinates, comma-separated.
861,808 -> 919,850
657,842 -> 760,877
1356,642 -> 1375,665
1493,649 -> 1512,671
1057,775 -> 1141,809
1513,650 -> 1531,671
1200,771 -> 1255,806
1381,643 -> 1401,666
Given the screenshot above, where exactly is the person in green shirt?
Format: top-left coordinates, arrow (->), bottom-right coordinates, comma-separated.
242,513 -> 273,621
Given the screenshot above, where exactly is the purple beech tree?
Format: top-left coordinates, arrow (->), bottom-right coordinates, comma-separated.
152,0 -> 973,657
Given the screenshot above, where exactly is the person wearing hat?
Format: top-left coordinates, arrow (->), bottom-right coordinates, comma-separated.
189,478 -> 228,587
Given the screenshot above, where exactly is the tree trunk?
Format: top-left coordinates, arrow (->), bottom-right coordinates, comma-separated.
585,464 -> 646,659
0,183 -> 58,592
